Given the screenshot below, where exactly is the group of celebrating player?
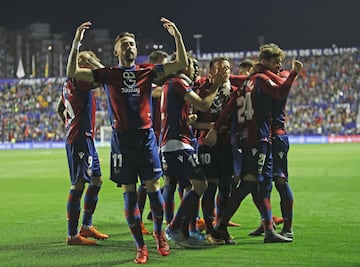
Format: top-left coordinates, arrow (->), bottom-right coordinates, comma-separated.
59,17 -> 303,264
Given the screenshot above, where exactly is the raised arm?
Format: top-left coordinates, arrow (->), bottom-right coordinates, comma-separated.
257,60 -> 303,99
66,21 -> 95,82
262,60 -> 303,85
183,65 -> 228,111
160,17 -> 188,77
184,87 -> 218,112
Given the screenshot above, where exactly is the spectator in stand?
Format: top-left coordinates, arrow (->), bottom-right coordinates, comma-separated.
0,50 -> 359,144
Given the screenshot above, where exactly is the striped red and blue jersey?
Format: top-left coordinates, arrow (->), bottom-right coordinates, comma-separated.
92,64 -> 163,131
195,78 -> 239,145
61,78 -> 96,144
160,75 -> 194,149
214,69 -> 298,147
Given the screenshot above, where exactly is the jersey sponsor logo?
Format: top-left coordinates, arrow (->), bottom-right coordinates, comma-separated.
278,152 -> 284,159
78,152 -> 85,159
121,87 -> 140,96
121,71 -> 140,96
251,148 -> 258,156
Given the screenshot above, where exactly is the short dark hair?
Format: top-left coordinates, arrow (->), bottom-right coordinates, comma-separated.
209,56 -> 229,69
239,58 -> 255,69
114,31 -> 136,44
148,50 -> 169,64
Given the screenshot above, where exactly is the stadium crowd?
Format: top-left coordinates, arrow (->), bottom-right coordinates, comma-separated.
0,50 -> 359,144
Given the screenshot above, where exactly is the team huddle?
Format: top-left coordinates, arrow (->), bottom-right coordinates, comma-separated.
58,17 -> 303,264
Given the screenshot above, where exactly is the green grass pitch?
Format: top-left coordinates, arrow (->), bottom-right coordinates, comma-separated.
0,143 -> 359,266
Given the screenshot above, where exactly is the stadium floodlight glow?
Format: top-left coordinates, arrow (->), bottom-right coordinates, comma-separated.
152,44 -> 164,50
193,34 -> 203,58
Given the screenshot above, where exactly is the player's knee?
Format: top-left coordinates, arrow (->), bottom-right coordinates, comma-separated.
144,179 -> 161,193
274,177 -> 287,185
91,176 -> 103,186
122,184 -> 136,193
191,179 -> 208,195
163,175 -> 177,186
71,177 -> 85,191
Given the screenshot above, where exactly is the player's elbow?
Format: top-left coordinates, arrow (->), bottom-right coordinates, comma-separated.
195,102 -> 211,112
66,66 -> 75,78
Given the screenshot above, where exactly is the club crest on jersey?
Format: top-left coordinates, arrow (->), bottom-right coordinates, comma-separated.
177,155 -> 184,163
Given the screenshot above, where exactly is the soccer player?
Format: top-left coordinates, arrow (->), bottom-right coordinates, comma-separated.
271,55 -> 297,239
56,51 -> 109,246
238,58 -> 255,75
149,50 -> 170,140
67,18 -> 188,264
207,44 -> 303,243
160,53 -> 227,248
236,58 -> 285,236
191,57 -> 244,244
137,50 -> 169,236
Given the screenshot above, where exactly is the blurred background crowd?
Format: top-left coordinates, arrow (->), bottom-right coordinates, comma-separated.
1,50 -> 359,144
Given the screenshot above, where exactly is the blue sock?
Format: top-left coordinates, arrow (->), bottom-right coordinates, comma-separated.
220,181 -> 256,225
162,182 -> 177,224
137,185 -> 147,221
171,190 -> 200,230
202,182 -> 217,233
123,191 -> 144,248
147,190 -> 165,233
82,184 -> 100,226
67,189 -> 83,236
275,182 -> 294,230
259,179 -> 273,230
